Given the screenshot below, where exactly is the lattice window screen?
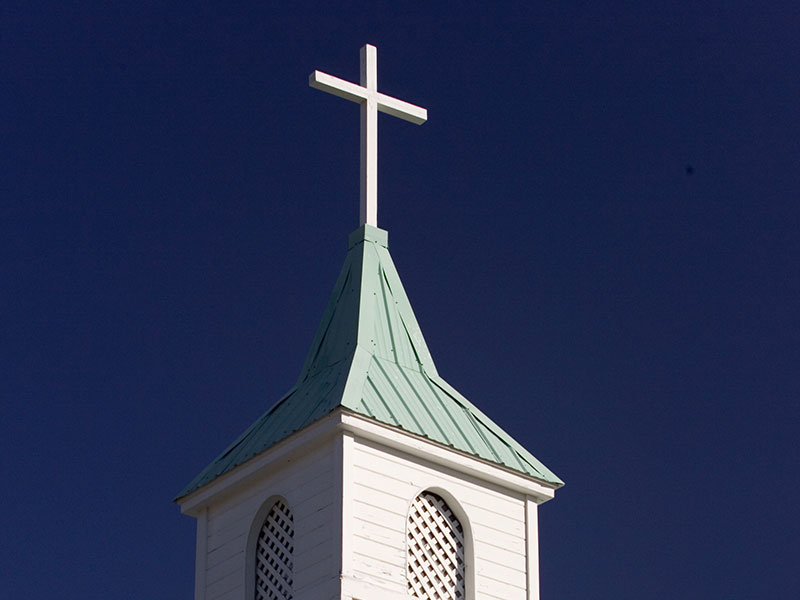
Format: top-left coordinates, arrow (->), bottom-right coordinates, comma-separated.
407,492 -> 465,600
255,499 -> 294,600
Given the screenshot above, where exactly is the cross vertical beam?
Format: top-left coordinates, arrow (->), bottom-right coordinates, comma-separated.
360,44 -> 378,227
309,44 -> 427,228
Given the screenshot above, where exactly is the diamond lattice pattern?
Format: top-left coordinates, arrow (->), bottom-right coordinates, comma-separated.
255,500 -> 294,600
407,492 -> 465,600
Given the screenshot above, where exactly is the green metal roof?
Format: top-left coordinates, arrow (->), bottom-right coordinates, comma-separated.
178,225 -> 562,498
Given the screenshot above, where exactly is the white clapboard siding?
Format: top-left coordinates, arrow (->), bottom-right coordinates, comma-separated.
209,587 -> 241,600
185,418 -> 544,600
198,437 -> 338,600
292,573 -> 341,600
470,523 -> 526,556
473,543 -> 526,573
207,552 -> 244,586
348,437 -> 531,600
475,566 -> 529,598
207,533 -> 245,570
207,569 -> 240,600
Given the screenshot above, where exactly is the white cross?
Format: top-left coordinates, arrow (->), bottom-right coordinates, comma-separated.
309,44 -> 428,227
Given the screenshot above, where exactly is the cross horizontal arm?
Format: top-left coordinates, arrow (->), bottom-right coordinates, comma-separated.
309,70 -> 427,125
309,71 -> 369,104
377,93 -> 427,125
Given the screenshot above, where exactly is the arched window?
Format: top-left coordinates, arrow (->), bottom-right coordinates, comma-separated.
254,499 -> 294,600
407,491 -> 465,600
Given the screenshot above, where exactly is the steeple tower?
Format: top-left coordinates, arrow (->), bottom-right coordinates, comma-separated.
176,45 -> 562,600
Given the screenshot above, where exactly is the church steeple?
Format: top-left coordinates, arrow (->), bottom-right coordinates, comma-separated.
177,44 -> 561,600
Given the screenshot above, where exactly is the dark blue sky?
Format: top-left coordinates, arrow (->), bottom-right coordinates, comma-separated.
2,2 -> 798,598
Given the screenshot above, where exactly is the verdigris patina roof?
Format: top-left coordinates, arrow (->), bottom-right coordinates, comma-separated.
178,225 -> 562,498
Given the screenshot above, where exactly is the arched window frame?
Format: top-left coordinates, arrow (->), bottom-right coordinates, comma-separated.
245,495 -> 294,600
406,488 -> 473,600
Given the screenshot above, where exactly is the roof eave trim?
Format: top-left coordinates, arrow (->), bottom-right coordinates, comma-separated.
176,407 -> 559,516
339,411 -> 559,503
175,410 -> 343,516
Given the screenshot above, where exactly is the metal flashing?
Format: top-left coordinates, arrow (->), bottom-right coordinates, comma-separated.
348,224 -> 388,249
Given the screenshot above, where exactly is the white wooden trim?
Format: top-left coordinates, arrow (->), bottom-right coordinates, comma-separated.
525,497 -> 539,600
341,432 -> 355,580
178,409 -> 557,519
178,412 -> 341,516
339,412 -> 557,503
194,507 -> 208,600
